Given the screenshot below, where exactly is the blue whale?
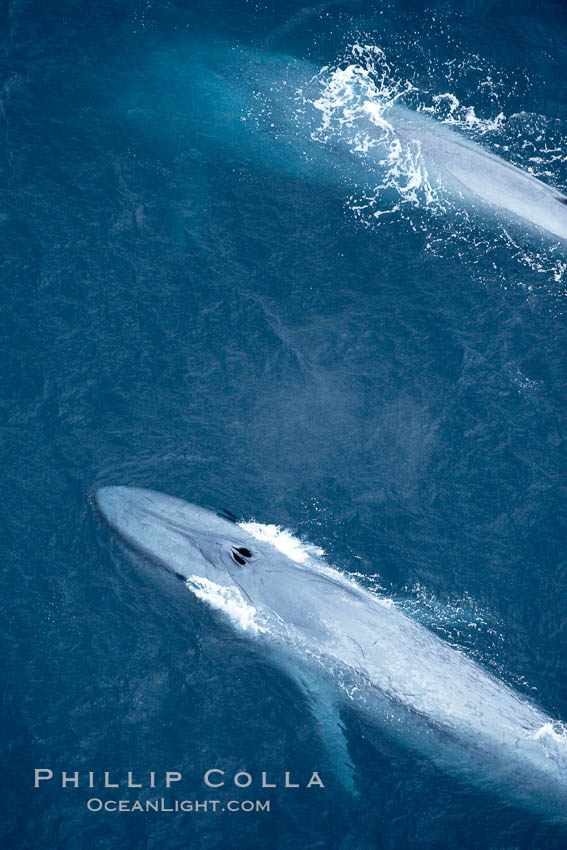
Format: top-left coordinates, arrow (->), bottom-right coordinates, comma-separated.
95,486 -> 567,819
124,41 -> 567,242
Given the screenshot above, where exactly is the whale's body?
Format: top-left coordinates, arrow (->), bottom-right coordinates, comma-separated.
132,42 -> 567,243
95,486 -> 567,818
386,104 -> 567,240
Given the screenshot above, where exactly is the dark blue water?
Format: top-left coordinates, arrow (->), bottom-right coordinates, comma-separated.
3,0 -> 567,847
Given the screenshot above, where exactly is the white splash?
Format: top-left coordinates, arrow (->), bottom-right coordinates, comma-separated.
306,52 -> 447,215
530,722 -> 567,767
533,722 -> 567,744
185,575 -> 264,634
301,42 -> 567,293
240,520 -> 325,563
420,92 -> 506,135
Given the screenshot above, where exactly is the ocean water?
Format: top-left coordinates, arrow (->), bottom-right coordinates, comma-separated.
2,0 -> 567,847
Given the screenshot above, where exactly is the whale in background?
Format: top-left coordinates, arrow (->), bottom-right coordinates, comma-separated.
95,486 -> 567,819
121,41 -> 567,243
366,100 -> 567,241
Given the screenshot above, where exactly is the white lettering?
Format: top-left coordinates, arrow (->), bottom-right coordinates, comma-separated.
204,769 -> 224,788
261,772 -> 276,788
165,771 -> 182,788
285,772 -> 299,788
307,771 -> 324,788
104,772 -> 118,788
34,769 -> 53,787
234,771 -> 252,788
61,772 -> 79,788
127,772 -> 142,788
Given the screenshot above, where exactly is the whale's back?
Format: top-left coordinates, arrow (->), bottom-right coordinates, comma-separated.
391,107 -> 567,240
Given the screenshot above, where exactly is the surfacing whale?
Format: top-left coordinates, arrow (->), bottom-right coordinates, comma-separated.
95,486 -> 567,819
133,42 -> 567,243
376,102 -> 567,241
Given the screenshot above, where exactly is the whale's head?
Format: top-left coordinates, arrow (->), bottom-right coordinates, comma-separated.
94,486 -> 260,589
